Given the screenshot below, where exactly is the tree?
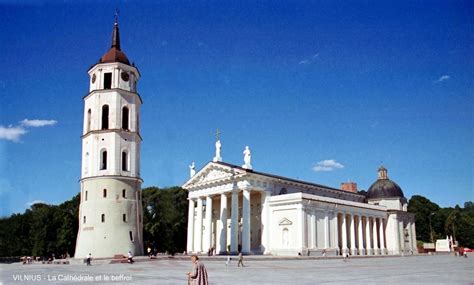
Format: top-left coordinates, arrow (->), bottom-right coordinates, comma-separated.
142,186 -> 188,254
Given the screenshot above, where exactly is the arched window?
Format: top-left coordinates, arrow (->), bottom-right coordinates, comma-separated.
122,151 -> 128,171
282,228 -> 289,247
85,191 -> 88,201
123,214 -> 127,222
122,106 -> 129,130
103,189 -> 107,198
83,216 -> 86,224
129,231 -> 134,241
279,188 -> 288,195
100,150 -> 107,170
101,214 -> 105,223
122,189 -> 126,198
101,105 -> 109,130
86,109 -> 91,132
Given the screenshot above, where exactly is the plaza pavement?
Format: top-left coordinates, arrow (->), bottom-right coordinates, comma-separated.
1,255 -> 473,285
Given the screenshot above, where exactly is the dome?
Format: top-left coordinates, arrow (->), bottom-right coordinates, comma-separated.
99,20 -> 130,65
367,166 -> 405,199
100,47 -> 130,65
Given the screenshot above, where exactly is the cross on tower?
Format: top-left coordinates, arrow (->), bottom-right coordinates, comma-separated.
215,128 -> 221,141
114,9 -> 120,23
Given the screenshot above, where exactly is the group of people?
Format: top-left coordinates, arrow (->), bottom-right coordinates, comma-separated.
85,251 -> 135,265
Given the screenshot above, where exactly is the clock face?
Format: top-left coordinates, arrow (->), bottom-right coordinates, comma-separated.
91,74 -> 96,83
121,72 -> 129,82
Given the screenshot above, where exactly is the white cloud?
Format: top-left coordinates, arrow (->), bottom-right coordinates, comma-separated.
435,75 -> 450,83
0,125 -> 27,142
26,200 -> 47,207
298,60 -> 310,65
313,159 -> 345,172
20,119 -> 57,127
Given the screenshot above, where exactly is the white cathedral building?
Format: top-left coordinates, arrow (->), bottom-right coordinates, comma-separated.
75,18 -> 144,258
183,141 -> 416,256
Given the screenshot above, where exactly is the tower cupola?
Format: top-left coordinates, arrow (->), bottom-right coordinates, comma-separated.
100,19 -> 130,65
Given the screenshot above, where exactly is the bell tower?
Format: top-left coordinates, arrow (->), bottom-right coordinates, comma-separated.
75,17 -> 143,258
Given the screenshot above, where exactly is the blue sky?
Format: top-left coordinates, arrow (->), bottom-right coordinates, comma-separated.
0,1 -> 472,216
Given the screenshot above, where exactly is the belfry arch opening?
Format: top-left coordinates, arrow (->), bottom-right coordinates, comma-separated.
122,106 -> 129,130
101,105 -> 109,130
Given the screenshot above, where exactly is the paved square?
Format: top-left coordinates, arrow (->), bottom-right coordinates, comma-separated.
1,255 -> 473,284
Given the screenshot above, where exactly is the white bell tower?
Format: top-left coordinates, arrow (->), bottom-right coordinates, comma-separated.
75,17 -> 144,258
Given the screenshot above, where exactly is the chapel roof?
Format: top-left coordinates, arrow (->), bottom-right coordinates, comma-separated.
367,166 -> 405,199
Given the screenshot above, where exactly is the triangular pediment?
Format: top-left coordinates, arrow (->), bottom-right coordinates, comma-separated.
279,217 -> 293,226
183,162 -> 246,188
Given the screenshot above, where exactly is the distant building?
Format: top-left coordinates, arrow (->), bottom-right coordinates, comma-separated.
183,142 -> 416,256
75,18 -> 143,258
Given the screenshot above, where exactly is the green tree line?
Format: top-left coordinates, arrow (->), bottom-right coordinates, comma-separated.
408,196 -> 474,248
1,191 -> 472,258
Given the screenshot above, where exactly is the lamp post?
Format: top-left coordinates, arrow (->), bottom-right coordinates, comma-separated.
429,212 -> 435,244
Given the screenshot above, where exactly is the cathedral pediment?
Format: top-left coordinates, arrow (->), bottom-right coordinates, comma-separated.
183,162 -> 244,188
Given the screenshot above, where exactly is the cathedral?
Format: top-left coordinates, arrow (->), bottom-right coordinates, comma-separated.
72,17 -> 416,258
183,141 -> 417,256
75,18 -> 144,258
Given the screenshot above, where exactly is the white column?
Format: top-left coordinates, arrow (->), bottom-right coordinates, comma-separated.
341,213 -> 348,255
260,191 -> 271,254
392,216 -> 401,255
399,220 -> 405,254
372,217 -> 379,255
187,198 -> 195,253
230,190 -> 239,253
357,215 -> 365,255
366,217 -> 372,255
333,212 -> 339,253
379,218 -> 386,255
349,214 -> 356,255
216,193 -> 227,254
204,196 -> 213,252
311,211 -> 317,249
242,189 -> 251,253
411,222 -> 417,253
324,213 -> 330,249
298,205 -> 306,250
195,197 -> 203,253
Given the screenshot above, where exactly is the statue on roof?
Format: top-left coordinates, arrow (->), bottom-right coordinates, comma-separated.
242,146 -> 252,169
189,162 -> 196,178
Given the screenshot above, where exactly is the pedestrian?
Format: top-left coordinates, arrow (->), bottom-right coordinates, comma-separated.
86,253 -> 92,266
226,254 -> 231,266
343,252 -> 349,262
322,249 -> 327,257
186,255 -> 208,285
237,252 -> 245,267
127,251 -> 134,264
147,246 -> 152,258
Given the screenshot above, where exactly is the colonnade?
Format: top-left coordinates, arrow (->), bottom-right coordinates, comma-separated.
187,189 -> 266,254
304,209 -> 388,256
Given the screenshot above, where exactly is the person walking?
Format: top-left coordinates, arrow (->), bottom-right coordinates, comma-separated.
237,252 -> 245,267
186,255 -> 208,285
127,251 -> 134,264
225,254 -> 231,266
86,253 -> 92,266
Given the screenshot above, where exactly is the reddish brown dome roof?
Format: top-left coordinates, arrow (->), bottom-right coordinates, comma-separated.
99,21 -> 130,65
100,47 -> 130,64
